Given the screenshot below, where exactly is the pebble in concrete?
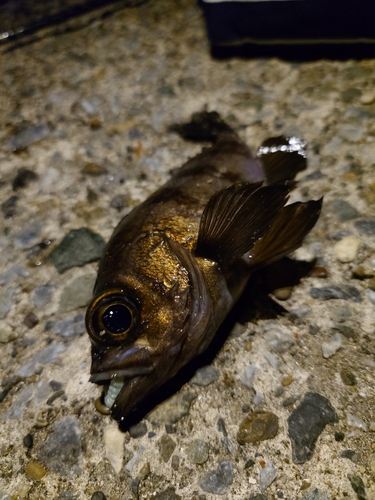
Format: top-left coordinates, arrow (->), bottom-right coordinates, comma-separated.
321,333 -> 342,358
0,287 -> 16,319
329,199 -> 360,222
38,416 -> 82,477
147,391 -> 196,425
190,366 -> 220,387
48,227 -> 105,273
159,434 -> 176,463
13,222 -> 42,249
25,461 -> 47,480
237,412 -> 279,445
31,285 -> 54,307
310,285 -> 362,302
199,460 -> 234,495
301,489 -> 331,500
104,425 -> 125,474
333,235 -> 360,263
347,474 -> 367,500
259,461 -> 278,492
186,439 -> 209,464
287,392 -> 338,463
59,273 -> 96,312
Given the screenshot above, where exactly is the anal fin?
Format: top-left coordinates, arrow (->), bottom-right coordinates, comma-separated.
248,198 -> 323,269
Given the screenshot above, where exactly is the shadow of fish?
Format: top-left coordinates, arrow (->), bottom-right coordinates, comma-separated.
85,111 -> 322,423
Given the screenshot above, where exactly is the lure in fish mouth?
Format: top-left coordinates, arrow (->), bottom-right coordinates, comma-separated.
85,111 -> 322,423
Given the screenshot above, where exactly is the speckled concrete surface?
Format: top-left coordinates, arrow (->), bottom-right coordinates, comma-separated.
1,1 -> 375,499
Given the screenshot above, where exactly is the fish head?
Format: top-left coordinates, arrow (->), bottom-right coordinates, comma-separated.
85,231 -> 212,420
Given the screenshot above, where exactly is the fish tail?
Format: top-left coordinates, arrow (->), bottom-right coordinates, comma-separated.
257,136 -> 308,185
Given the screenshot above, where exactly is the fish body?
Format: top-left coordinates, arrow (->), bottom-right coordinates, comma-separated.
85,112 -> 321,422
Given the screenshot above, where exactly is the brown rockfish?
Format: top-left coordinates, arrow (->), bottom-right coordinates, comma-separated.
85,112 -> 321,423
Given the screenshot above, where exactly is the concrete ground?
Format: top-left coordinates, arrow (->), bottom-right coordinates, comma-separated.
0,1 -> 374,499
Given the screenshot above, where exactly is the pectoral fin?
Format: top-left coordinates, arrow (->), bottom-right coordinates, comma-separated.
195,182 -> 289,269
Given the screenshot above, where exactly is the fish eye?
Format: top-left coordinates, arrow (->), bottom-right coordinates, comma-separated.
86,289 -> 139,345
101,303 -> 133,334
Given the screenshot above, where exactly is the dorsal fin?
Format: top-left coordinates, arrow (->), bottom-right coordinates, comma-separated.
257,136 -> 307,185
195,182 -> 289,269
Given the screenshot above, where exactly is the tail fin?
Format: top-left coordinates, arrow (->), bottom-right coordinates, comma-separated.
257,136 -> 308,185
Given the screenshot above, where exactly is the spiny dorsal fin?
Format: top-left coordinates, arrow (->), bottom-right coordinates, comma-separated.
169,111 -> 235,142
257,136 -> 307,185
248,198 -> 323,269
195,182 -> 289,269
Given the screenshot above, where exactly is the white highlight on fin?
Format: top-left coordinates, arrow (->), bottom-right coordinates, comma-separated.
257,136 -> 307,158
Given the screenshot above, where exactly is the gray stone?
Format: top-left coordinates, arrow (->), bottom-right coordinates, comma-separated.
354,219 -> 375,236
2,385 -> 34,420
310,285 -> 362,302
265,327 -> 295,353
329,199 -> 360,222
301,488 -> 331,500
48,228 -> 105,273
59,274 -> 96,312
0,287 -> 16,319
288,392 -> 338,463
186,439 -> 209,464
7,124 -> 49,151
158,434 -> 176,462
91,492 -> 107,500
340,450 -> 361,463
12,167 -> 39,190
321,333 -> 342,358
55,492 -> 79,500
199,460 -> 234,495
330,305 -> 352,323
47,313 -> 86,338
347,474 -> 366,500
337,124 -> 365,142
230,322 -> 247,337
16,343 -> 68,378
282,394 -> 301,407
190,366 -> 220,387
0,265 -> 29,285
129,421 -> 147,439
31,285 -> 54,307
147,391 -> 196,425
38,416 -> 82,477
259,460 -> 278,492
240,364 -> 257,388
154,487 -> 181,500
13,222 -> 42,249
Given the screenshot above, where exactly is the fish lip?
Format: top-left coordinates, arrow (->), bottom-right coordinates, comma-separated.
90,365 -> 154,384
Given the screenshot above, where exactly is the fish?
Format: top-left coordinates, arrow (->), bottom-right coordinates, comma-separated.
85,111 -> 322,423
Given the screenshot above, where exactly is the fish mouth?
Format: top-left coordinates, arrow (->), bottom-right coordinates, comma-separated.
89,365 -> 154,384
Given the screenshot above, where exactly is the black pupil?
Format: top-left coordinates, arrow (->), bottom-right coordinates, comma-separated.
102,304 -> 132,334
